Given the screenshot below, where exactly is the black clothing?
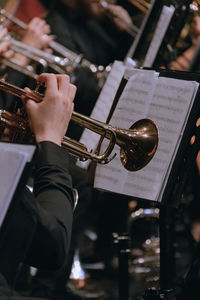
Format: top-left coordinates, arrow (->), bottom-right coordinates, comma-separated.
0,141 -> 74,289
44,1 -> 131,65
0,68 -> 93,299
30,157 -> 93,300
41,2 -> 132,139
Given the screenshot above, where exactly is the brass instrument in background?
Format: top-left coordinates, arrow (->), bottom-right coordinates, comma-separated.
173,0 -> 200,48
0,78 -> 158,171
128,0 -> 151,14
0,8 -> 111,87
99,0 -> 139,37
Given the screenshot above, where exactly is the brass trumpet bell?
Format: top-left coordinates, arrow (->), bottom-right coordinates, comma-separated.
119,119 -> 158,171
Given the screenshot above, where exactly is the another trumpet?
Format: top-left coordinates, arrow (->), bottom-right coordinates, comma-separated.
99,1 -> 139,38
0,8 -> 83,63
0,78 -> 158,171
128,0 -> 151,14
0,8 -> 111,85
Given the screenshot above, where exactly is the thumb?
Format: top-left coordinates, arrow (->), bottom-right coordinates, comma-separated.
22,88 -> 38,115
25,98 -> 39,118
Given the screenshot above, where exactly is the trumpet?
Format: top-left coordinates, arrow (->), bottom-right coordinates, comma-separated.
99,1 -> 139,38
0,8 -> 83,63
5,35 -> 74,74
0,8 -> 111,85
0,78 -> 158,171
128,0 -> 151,14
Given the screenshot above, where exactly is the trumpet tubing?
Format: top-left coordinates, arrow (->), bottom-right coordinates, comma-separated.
0,78 -> 158,171
7,36 -> 73,74
2,58 -> 38,80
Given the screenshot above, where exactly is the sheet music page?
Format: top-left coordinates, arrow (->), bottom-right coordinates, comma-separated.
77,60 -> 126,169
0,143 -> 36,227
143,5 -> 175,68
125,0 -> 156,59
94,69 -> 159,195
94,74 -> 199,202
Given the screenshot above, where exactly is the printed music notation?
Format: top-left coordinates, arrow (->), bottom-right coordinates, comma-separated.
94,68 -> 199,202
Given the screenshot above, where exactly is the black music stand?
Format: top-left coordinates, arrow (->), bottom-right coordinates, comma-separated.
142,69 -> 200,300
126,0 -> 192,69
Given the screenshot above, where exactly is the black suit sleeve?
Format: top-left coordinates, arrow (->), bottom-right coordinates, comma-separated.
23,141 -> 74,270
0,141 -> 75,284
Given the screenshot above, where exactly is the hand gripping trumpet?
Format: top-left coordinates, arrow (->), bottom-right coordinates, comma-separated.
0,78 -> 159,171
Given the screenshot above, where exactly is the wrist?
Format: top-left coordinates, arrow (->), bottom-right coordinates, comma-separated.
35,134 -> 61,146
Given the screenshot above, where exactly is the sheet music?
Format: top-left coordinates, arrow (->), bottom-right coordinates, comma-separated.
94,73 -> 199,202
143,5 -> 175,68
77,60 -> 126,169
0,143 -> 36,227
94,69 -> 159,196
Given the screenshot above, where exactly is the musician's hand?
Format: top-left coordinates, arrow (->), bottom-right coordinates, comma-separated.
23,73 -> 76,146
106,4 -> 133,31
0,27 -> 13,59
21,17 -> 52,49
170,44 -> 197,71
191,16 -> 200,39
13,17 -> 53,65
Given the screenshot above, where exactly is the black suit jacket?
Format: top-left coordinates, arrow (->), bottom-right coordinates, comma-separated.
0,141 -> 74,285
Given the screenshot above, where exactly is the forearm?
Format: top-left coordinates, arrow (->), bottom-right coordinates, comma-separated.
170,44 -> 197,71
25,141 -> 74,269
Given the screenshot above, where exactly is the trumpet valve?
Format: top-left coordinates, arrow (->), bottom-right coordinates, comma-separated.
0,110 -> 33,142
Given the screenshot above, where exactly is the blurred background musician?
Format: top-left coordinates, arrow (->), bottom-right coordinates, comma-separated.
4,0 -> 135,140
41,0 -> 133,66
42,0 -> 134,140
0,15 -> 52,111
170,14 -> 200,71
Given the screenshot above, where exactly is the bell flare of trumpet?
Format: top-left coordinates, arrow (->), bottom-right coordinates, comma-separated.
118,119 -> 158,171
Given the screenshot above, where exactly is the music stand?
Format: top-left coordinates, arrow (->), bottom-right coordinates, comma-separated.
142,69 -> 200,300
92,66 -> 200,300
